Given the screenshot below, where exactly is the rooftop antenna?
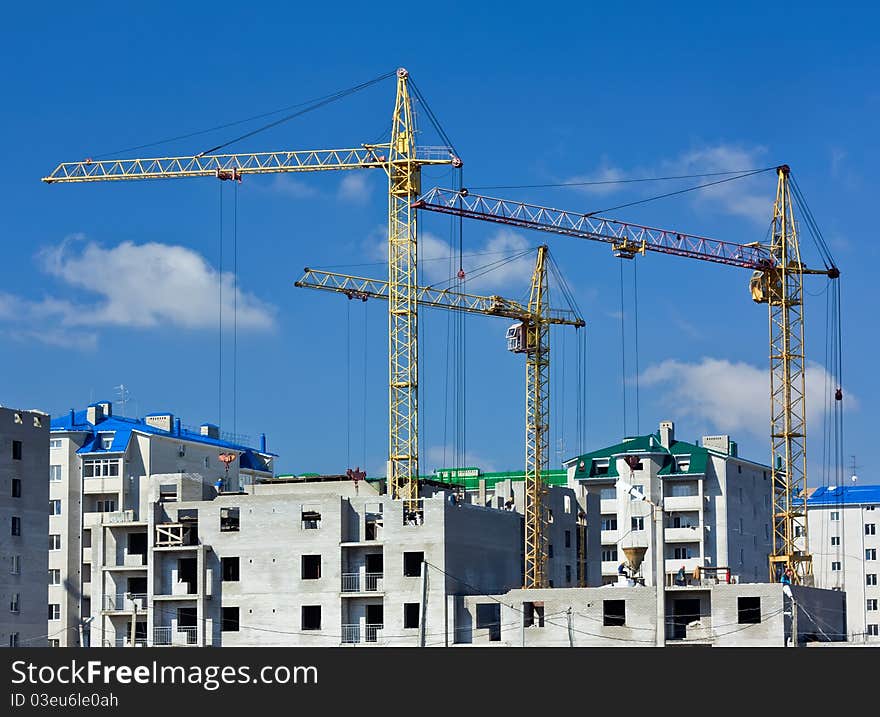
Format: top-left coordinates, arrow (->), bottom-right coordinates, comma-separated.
850,455 -> 859,483
114,384 -> 132,417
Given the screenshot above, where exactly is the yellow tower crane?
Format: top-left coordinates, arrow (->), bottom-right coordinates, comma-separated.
414,166 -> 840,585
295,245 -> 585,587
42,68 -> 461,505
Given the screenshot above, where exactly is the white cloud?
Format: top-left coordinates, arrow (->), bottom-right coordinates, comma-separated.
0,236 -> 276,351
369,230 -> 537,293
563,164 -> 628,196
338,173 -> 371,203
39,237 -> 275,330
640,357 -> 855,438
263,175 -> 319,198
567,144 -> 773,225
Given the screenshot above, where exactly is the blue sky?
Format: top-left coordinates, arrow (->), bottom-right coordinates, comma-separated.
1,2 -> 876,481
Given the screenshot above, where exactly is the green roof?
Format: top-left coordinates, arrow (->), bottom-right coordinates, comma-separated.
569,432 -> 710,480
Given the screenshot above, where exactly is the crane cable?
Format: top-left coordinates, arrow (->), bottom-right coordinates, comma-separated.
619,259 -> 627,437
198,70 -> 398,157
469,168 -> 777,191
233,180 -> 238,438
218,183 -> 224,428
633,260 -> 641,435
92,69 -> 397,160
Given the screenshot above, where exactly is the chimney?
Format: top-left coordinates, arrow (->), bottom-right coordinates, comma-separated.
69,408 -> 75,425
200,423 -> 220,439
144,413 -> 174,433
659,420 -> 675,449
86,403 -> 104,425
260,433 -> 267,453
98,401 -> 112,418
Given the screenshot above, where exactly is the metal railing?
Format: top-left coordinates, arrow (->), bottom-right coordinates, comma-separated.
341,573 -> 383,593
365,623 -> 383,643
103,593 -> 147,611
341,624 -> 360,644
152,626 -> 198,646
176,626 -> 198,645
341,574 -> 360,593
105,638 -> 147,648
341,624 -> 383,645
364,573 -> 382,591
153,627 -> 172,645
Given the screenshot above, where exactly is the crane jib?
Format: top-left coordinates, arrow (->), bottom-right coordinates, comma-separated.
412,188 -> 776,271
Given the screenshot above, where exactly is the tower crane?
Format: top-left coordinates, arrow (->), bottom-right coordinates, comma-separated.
413,166 -> 840,584
42,68 -> 461,506
295,245 -> 584,587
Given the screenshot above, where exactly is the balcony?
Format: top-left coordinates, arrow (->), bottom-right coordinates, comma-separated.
153,626 -> 198,646
341,624 -> 383,645
341,573 -> 383,594
665,526 -> 702,542
102,510 -> 137,524
104,638 -> 147,648
102,593 -> 147,612
663,495 -> 701,512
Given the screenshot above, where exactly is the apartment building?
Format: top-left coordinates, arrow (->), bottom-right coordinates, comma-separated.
564,420 -> 773,587
0,406 -> 49,648
89,474 -> 579,647
49,402 -> 275,646
807,484 -> 880,643
453,582 -> 846,647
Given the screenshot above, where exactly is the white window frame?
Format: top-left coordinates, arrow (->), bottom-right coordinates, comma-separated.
10,556 -> 21,575
600,546 -> 618,562
50,439 -> 62,450
830,511 -> 840,521
867,599 -> 878,612
867,524 -> 877,536
49,464 -> 62,482
866,574 -> 877,586
831,561 -> 841,572
48,604 -> 61,620
867,549 -> 877,561
867,624 -> 879,636
10,593 -> 20,613
831,536 -> 840,546
49,534 -> 61,551
82,458 -> 120,478
631,516 -> 644,531
48,569 -> 61,585
50,499 -> 62,516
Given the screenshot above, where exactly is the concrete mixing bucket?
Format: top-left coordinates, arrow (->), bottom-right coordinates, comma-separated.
623,546 -> 647,572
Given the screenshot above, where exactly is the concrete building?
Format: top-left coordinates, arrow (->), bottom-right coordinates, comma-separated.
453,582 -> 846,647
807,484 -> 880,643
48,403 -> 275,647
563,421 -> 773,588
86,474 -> 581,647
0,405 -> 49,648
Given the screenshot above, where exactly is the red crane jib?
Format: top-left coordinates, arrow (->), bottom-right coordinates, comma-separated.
413,188 -> 774,270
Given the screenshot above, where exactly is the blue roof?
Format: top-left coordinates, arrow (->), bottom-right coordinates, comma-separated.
807,485 -> 880,506
50,409 -> 276,460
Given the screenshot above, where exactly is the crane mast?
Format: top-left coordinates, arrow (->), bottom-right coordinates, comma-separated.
764,165 -> 811,581
414,171 -> 838,585
523,246 -> 551,588
295,246 -> 584,587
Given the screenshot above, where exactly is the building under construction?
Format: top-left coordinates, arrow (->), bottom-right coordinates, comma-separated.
64,411 -> 848,647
